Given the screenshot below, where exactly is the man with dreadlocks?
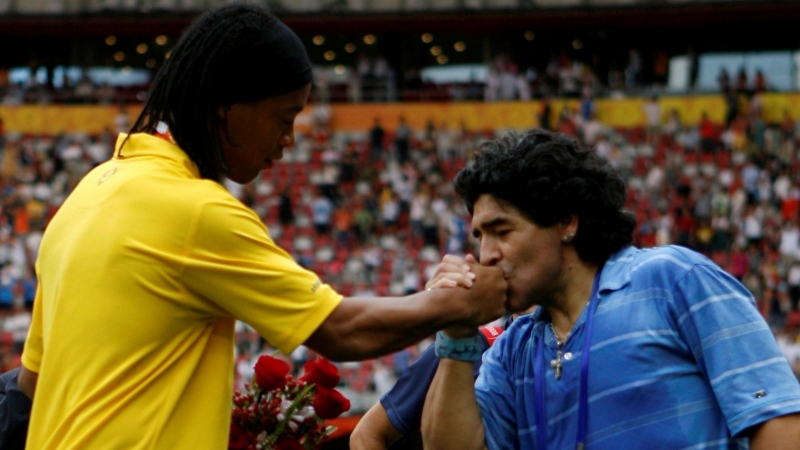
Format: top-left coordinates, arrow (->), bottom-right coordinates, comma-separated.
16,4 -> 507,449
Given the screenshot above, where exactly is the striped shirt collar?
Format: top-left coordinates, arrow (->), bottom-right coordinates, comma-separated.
597,246 -> 637,293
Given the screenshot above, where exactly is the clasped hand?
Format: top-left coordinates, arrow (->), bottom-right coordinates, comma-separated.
426,254 -> 507,338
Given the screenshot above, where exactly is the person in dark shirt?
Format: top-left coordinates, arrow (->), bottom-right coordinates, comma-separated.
370,117 -> 385,163
0,368 -> 30,450
350,324 -> 505,450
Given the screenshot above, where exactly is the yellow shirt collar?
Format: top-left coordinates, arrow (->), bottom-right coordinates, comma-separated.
114,132 -> 202,179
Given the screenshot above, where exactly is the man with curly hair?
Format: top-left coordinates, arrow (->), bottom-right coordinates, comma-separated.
422,129 -> 800,449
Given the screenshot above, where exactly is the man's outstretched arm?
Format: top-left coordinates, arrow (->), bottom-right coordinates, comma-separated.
305,263 -> 506,361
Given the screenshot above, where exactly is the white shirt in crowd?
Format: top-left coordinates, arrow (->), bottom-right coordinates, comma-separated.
780,224 -> 800,258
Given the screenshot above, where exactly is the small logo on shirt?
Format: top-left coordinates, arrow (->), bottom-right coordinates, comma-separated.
98,167 -> 117,185
310,279 -> 321,293
479,326 -> 504,346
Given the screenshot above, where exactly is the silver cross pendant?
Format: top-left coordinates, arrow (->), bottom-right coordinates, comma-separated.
550,350 -> 563,380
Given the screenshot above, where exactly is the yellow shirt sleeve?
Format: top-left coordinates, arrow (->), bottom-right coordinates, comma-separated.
181,194 -> 342,355
21,271 -> 44,373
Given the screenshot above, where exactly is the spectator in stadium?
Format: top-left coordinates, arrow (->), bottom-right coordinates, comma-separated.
395,116 -> 411,165
719,68 -> 731,92
16,4 -> 508,450
538,98 -> 552,131
736,68 -> 750,94
642,94 -> 661,135
422,129 -> 800,450
370,117 -> 386,162
311,185 -> 334,235
277,186 -> 295,225
754,70 -> 768,94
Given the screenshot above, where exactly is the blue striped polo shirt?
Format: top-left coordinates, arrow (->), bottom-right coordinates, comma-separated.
475,245 -> 800,450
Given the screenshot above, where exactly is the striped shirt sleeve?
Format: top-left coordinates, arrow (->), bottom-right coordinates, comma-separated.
672,263 -> 800,436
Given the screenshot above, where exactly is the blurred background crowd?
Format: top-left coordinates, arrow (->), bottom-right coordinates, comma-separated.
3,91 -> 800,410
2,0 -> 800,416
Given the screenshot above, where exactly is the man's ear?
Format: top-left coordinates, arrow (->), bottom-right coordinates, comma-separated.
217,105 -> 229,122
560,214 -> 579,237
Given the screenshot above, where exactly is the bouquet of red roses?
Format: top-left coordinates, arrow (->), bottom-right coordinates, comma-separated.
229,355 -> 351,450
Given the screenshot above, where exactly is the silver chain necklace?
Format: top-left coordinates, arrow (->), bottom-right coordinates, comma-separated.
549,322 -> 568,380
548,301 -> 591,381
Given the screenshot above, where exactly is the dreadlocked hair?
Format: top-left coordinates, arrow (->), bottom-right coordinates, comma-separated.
126,3 -> 278,180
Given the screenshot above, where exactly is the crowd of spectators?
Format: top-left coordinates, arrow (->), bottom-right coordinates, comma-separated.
0,67 -> 147,106
312,53 -> 399,104
4,47 -> 768,107
1,90 -> 800,413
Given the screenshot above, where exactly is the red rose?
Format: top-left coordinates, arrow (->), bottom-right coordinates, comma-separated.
312,386 -> 351,419
274,438 -> 305,450
228,421 -> 249,450
299,358 -> 340,389
253,355 -> 290,392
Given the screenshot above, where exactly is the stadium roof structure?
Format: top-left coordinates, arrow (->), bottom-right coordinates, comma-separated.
0,1 -> 799,36
1,0 -> 799,93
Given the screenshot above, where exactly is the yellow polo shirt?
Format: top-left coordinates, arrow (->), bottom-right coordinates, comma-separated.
22,133 -> 342,449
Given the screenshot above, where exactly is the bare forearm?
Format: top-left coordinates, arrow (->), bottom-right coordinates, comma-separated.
350,403 -> 401,450
306,291 -> 467,361
306,262 -> 507,361
18,365 -> 38,400
422,359 -> 487,450
350,430 -> 388,450
749,413 -> 800,450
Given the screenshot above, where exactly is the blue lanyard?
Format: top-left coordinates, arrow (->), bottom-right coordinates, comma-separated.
534,269 -> 602,450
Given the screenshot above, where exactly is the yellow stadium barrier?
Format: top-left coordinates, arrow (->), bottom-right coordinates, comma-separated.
1,93 -> 799,135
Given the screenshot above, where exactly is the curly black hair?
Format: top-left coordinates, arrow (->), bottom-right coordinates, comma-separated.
126,3 -> 278,181
454,128 -> 636,265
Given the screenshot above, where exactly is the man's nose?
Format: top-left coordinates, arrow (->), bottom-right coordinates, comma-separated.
479,240 -> 501,266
